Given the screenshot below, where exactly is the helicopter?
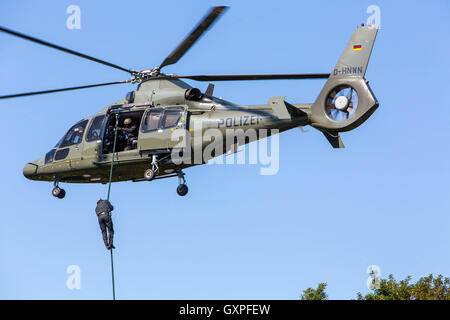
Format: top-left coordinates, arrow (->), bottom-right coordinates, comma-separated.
1,6 -> 379,198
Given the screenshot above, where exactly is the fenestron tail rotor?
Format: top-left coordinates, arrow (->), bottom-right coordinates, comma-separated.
325,85 -> 359,121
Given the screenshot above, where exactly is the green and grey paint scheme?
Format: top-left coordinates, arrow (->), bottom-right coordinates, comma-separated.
23,25 -> 379,188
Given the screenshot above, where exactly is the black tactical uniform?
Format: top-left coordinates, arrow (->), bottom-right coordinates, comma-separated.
119,124 -> 137,138
95,199 -> 115,250
118,118 -> 138,150
103,126 -> 115,153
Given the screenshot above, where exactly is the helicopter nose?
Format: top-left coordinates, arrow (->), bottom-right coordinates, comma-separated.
23,162 -> 38,178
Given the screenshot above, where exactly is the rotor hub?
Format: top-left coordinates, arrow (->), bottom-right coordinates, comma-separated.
130,68 -> 165,83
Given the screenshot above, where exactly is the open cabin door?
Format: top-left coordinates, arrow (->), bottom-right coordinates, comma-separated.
138,106 -> 189,152
98,109 -> 145,164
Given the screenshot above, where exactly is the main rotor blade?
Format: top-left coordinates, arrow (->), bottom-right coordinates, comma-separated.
159,6 -> 228,69
176,73 -> 330,81
0,80 -> 132,100
0,26 -> 133,74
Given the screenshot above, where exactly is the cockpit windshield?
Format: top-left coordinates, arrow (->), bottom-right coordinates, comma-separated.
59,120 -> 89,148
54,138 -> 63,148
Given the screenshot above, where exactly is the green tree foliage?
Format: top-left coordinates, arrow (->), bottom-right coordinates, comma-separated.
301,282 -> 328,300
358,274 -> 450,300
301,274 -> 449,300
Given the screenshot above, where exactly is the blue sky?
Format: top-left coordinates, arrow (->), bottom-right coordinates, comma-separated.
1,0 -> 449,299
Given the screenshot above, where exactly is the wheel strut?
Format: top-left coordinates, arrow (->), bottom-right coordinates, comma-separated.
52,179 -> 66,199
144,155 -> 159,181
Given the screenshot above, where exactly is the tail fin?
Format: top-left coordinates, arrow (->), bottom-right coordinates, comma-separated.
310,25 -> 379,135
331,25 -> 378,80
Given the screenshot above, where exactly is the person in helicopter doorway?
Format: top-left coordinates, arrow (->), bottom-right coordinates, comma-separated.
103,125 -> 115,154
95,198 -> 115,250
118,117 -> 138,151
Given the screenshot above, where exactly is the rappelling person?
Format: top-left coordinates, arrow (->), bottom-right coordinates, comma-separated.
95,198 -> 115,250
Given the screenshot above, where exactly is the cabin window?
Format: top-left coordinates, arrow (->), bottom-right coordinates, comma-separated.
86,115 -> 105,142
141,109 -> 162,132
60,120 -> 89,148
141,107 -> 184,133
161,108 -> 183,129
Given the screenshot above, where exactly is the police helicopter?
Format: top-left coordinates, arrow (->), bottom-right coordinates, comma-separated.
0,6 -> 379,198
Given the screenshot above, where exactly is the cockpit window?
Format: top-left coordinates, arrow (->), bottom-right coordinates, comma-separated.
45,149 -> 56,164
60,120 -> 89,148
86,115 -> 105,142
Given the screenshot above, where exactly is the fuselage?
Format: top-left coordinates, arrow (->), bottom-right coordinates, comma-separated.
23,78 -> 310,184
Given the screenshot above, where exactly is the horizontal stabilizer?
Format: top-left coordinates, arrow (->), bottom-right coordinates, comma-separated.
268,96 -> 291,120
322,130 -> 344,148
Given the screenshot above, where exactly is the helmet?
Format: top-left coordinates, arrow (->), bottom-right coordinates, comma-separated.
124,118 -> 132,125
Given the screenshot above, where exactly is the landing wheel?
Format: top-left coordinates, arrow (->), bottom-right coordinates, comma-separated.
52,187 -> 66,199
176,170 -> 188,196
144,168 -> 156,181
145,155 -> 160,181
58,189 -> 66,199
176,184 -> 188,196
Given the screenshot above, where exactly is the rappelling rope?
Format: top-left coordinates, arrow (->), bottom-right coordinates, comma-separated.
106,112 -> 119,301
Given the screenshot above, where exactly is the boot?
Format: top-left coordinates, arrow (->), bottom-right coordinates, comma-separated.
108,232 -> 115,250
102,232 -> 109,249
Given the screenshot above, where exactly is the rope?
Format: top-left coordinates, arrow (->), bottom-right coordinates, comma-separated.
107,114 -> 119,202
110,249 -> 116,300
106,113 -> 119,300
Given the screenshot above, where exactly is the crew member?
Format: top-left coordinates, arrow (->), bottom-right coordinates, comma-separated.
103,125 -> 115,153
119,118 -> 137,150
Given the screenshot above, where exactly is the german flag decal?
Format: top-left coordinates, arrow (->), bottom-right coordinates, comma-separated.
353,44 -> 362,51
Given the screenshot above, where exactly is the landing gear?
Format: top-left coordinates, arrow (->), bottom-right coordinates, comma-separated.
177,184 -> 188,196
176,171 -> 188,196
52,181 -> 66,199
144,168 -> 156,181
144,155 -> 159,181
